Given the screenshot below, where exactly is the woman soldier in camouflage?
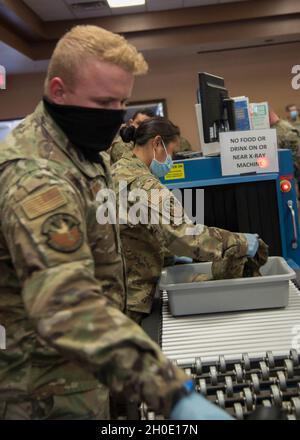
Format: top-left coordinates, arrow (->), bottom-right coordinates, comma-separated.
111,117 -> 259,324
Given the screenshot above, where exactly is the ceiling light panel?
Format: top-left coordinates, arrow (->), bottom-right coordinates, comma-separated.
107,0 -> 145,7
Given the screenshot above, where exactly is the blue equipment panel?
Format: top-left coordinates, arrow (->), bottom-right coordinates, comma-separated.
161,149 -> 300,268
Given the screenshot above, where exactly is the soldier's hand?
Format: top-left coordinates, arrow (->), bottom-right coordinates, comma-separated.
174,256 -> 193,264
170,392 -> 233,420
244,233 -> 259,257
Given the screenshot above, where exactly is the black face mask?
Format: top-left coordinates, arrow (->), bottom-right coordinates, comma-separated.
43,97 -> 125,163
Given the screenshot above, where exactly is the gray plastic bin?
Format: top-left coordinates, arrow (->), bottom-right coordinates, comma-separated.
159,257 -> 296,316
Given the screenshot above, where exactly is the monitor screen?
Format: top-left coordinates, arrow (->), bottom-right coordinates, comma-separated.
124,100 -> 166,123
198,72 -> 235,144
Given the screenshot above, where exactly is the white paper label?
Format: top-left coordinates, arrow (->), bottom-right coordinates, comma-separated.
220,129 -> 279,176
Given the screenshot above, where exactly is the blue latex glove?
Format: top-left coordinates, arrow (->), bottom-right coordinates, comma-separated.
174,256 -> 193,264
244,233 -> 259,258
170,392 -> 234,420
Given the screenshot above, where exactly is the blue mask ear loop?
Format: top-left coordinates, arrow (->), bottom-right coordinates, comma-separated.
161,138 -> 169,156
153,145 -> 157,162
152,138 -> 169,163
161,138 -> 169,162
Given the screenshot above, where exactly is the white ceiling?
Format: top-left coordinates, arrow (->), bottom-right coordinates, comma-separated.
22,0 -> 249,21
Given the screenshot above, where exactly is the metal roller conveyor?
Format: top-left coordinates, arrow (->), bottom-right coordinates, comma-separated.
161,282 -> 300,367
145,281 -> 300,420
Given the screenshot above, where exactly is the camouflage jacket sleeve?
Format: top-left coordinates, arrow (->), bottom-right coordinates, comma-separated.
0,162 -> 186,415
135,177 -> 248,261
274,119 -> 300,177
110,137 -> 134,165
178,136 -> 192,152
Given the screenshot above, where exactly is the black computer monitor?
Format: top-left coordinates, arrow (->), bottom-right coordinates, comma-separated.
198,72 -> 236,144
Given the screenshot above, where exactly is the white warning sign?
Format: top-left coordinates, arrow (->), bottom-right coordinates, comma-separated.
219,129 -> 279,176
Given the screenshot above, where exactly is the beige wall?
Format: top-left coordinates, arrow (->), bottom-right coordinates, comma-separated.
1,41 -> 300,149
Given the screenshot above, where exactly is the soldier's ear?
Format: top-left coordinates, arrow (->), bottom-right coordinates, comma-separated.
153,135 -> 161,147
48,77 -> 67,104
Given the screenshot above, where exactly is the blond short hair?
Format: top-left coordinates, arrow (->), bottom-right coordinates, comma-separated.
45,25 -> 148,91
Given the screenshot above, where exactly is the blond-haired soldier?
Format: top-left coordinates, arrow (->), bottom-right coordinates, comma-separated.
0,26 -> 231,420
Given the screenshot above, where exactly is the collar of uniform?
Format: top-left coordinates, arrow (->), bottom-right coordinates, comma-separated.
114,134 -> 134,147
121,149 -> 150,174
34,101 -> 106,179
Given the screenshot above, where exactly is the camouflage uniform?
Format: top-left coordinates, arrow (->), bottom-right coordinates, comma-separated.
286,118 -> 300,132
110,135 -> 134,165
189,239 -> 268,282
176,136 -> 192,153
274,119 -> 300,177
211,238 -> 268,280
111,150 -> 248,321
0,102 -> 187,419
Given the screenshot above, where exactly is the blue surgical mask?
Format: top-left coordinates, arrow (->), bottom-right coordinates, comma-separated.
290,110 -> 299,120
150,139 -> 173,178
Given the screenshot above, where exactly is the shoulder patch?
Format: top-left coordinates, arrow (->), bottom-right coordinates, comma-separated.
21,187 -> 67,220
139,178 -> 159,192
42,213 -> 83,253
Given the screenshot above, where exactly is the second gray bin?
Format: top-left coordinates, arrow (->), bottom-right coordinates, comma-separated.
159,257 -> 296,316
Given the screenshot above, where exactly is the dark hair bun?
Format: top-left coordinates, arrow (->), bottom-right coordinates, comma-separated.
120,125 -> 136,143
